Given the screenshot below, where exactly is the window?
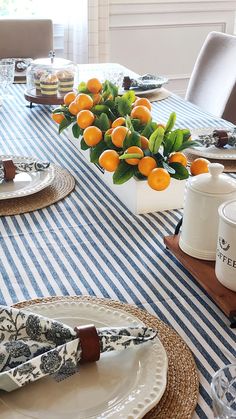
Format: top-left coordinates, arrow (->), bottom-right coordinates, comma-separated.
0,0 -> 65,57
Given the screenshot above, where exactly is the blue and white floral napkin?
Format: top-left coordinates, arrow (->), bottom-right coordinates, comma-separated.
0,159 -> 50,180
0,306 -> 157,392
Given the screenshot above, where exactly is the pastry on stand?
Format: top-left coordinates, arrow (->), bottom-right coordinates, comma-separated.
24,54 -> 77,107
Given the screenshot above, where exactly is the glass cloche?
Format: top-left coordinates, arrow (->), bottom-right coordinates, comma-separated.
25,56 -> 78,105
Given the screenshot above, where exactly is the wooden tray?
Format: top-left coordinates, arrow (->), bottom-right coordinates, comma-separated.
24,88 -> 65,106
164,235 -> 236,327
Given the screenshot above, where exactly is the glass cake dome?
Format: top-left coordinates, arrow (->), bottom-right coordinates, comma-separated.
25,56 -> 78,105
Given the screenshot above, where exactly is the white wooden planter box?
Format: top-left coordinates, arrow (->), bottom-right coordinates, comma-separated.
66,129 -> 186,215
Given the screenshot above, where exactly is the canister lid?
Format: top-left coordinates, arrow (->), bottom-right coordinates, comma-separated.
32,58 -> 73,68
219,199 -> 236,225
190,163 -> 236,195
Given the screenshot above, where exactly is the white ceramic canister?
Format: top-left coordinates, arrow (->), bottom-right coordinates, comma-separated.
179,163 -> 236,260
215,200 -> 236,291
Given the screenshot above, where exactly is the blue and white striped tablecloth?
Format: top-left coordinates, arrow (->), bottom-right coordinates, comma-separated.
0,83 -> 236,419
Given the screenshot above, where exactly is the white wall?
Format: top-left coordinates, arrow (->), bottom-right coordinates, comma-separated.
109,0 -> 236,96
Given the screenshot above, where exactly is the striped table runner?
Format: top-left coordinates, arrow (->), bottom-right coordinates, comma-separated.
0,84 -> 235,418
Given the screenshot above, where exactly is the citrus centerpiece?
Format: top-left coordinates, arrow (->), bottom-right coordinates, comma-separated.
52,78 -> 200,191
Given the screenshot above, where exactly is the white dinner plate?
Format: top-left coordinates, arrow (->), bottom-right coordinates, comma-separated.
0,300 -> 168,419
0,155 -> 54,199
188,128 -> 236,160
120,87 -> 163,96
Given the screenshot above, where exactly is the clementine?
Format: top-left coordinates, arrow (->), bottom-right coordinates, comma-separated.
138,156 -> 157,176
99,150 -> 120,172
131,105 -> 152,125
148,168 -> 171,191
77,110 -> 95,129
125,146 -> 144,165
83,126 -> 103,147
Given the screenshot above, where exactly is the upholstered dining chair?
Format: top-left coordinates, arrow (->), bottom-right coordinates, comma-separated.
185,31 -> 236,124
0,19 -> 53,59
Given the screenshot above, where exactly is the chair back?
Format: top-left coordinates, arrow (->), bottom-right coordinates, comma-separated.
0,19 -> 53,59
185,31 -> 236,123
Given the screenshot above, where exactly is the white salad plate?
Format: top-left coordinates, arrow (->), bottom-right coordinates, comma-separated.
189,128 -> 236,160
0,156 -> 54,200
0,300 -> 168,419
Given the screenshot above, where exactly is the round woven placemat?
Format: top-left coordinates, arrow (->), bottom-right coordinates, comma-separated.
0,166 -> 75,216
186,151 -> 236,173
14,295 -> 199,419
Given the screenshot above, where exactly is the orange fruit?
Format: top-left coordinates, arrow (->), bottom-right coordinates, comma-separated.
92,93 -> 102,105
140,135 -> 149,150
68,101 -> 80,115
83,126 -> 103,147
111,117 -> 126,128
125,146 -> 144,165
105,128 -> 114,136
190,158 -> 210,176
148,168 -> 171,191
86,78 -> 102,94
99,150 -> 120,172
138,156 -> 157,176
76,93 -> 93,109
131,105 -> 152,125
168,152 -> 188,167
134,97 -> 152,111
51,113 -> 65,124
76,93 -> 93,111
111,126 -> 129,148
64,91 -> 76,106
76,110 -> 95,129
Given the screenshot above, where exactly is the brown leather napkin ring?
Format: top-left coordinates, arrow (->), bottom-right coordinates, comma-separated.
213,129 -> 228,148
74,324 -> 100,363
2,159 -> 16,181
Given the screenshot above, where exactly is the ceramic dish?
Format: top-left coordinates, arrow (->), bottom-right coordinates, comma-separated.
188,128 -> 236,160
0,156 -> 54,199
0,300 -> 168,419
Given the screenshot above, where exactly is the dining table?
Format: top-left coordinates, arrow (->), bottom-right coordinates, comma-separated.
0,63 -> 236,419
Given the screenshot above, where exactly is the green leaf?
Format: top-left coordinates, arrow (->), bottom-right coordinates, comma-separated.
119,153 -> 142,160
177,140 -> 200,152
116,96 -> 132,116
169,162 -> 189,180
149,126 -> 165,154
141,121 -> 157,138
90,141 -> 108,164
102,80 -> 119,100
122,90 -> 136,104
163,132 -> 174,157
182,129 -> 191,142
113,161 -> 135,185
52,106 -> 67,114
59,118 -> 73,134
164,112 -> 176,133
131,118 -> 142,132
78,82 -> 89,93
94,113 -> 110,131
72,123 -> 82,139
92,104 -> 110,116
172,129 -> 183,151
123,131 -> 141,149
80,137 -> 90,150
163,129 -> 183,155
125,115 -> 134,131
103,99 -> 118,118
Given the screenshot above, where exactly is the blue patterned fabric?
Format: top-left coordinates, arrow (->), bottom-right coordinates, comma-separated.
0,84 -> 235,417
